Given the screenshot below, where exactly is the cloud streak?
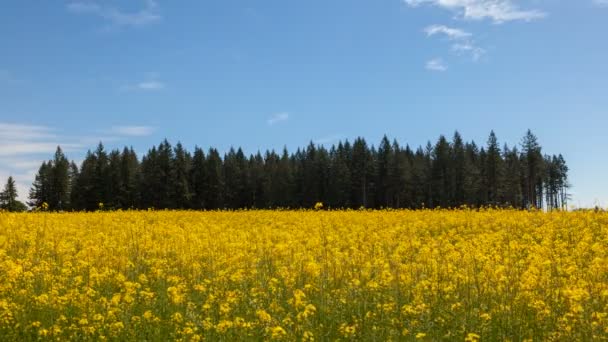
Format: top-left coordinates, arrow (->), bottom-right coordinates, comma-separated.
424,24 -> 486,62
110,126 -> 156,137
120,80 -> 166,92
426,58 -> 448,71
67,0 -> 161,29
425,25 -> 472,39
267,113 -> 289,126
405,0 -> 545,23
0,122 -> 155,203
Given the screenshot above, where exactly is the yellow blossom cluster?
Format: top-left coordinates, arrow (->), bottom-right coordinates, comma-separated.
0,209 -> 607,340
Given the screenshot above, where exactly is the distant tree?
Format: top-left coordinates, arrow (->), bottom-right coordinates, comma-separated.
328,142 -> 352,208
431,135 -> 451,208
107,149 -> 123,209
28,131 -> 569,211
120,147 -> 140,209
350,138 -> 373,208
463,142 -> 481,206
1,176 -> 27,212
376,135 -> 392,207
521,130 -> 543,208
172,142 -> 193,209
205,148 -> 224,209
503,145 -> 523,208
190,147 -> 207,209
451,132 -> 466,206
248,152 -> 266,208
49,147 -> 71,210
29,161 -> 52,208
485,131 -> 504,205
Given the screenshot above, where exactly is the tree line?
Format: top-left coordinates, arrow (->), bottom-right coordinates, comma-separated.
23,129 -> 569,212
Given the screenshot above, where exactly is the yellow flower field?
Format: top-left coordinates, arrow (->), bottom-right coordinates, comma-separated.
0,210 -> 607,341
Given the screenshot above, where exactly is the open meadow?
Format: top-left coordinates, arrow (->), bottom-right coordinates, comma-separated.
0,210 -> 607,341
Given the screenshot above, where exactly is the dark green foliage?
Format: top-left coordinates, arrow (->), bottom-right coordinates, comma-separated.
29,130 -> 570,211
0,176 -> 27,212
28,147 -> 75,210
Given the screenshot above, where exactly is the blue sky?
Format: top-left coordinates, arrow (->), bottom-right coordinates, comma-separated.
0,0 -> 607,207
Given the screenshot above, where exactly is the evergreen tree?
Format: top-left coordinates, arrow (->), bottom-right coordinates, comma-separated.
328,142 -> 352,208
49,147 -> 71,210
205,148 -> 224,209
28,131 -> 568,211
503,145 -> 523,208
431,136 -> 451,208
485,131 -> 504,205
190,147 -> 207,209
350,138 -> 373,208
521,130 -> 543,208
29,161 -> 52,208
0,176 -> 25,212
451,132 -> 466,206
172,142 -> 193,209
376,136 -> 392,208
120,147 -> 140,209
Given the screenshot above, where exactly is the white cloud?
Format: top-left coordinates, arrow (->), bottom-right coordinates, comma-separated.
426,58 -> 448,71
67,0 -> 161,29
451,42 -> 486,61
0,142 -> 82,157
425,25 -> 472,39
0,123 -> 56,141
424,24 -> 485,62
110,126 -> 156,137
314,134 -> 346,145
405,0 -> 545,23
267,113 -> 289,125
136,81 -> 165,90
0,122 -> 152,203
120,79 -> 166,92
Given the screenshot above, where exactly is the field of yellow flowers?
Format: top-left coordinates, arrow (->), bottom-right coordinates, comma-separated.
0,209 -> 607,341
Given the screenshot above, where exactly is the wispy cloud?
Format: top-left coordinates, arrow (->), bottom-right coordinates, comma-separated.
0,123 -> 56,141
67,0 -> 161,30
120,78 -> 166,92
405,0 -> 545,23
314,134 -> 346,145
0,121 -> 152,203
110,126 -> 156,137
424,24 -> 486,62
426,58 -> 448,71
594,0 -> 608,6
267,112 -> 289,126
451,42 -> 486,61
135,81 -> 165,91
425,25 -> 471,39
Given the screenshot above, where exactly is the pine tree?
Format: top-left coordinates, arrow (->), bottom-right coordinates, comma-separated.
431,135 -> 451,208
29,162 -> 52,208
107,149 -> 123,209
328,142 -> 352,208
190,147 -> 207,209
503,145 -> 523,208
28,131 -> 568,211
120,147 -> 140,209
0,176 -> 24,212
485,131 -> 504,205
521,130 -> 543,208
376,136 -> 392,208
351,138 -> 372,208
172,142 -> 193,209
451,132 -> 466,206
205,148 -> 224,209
